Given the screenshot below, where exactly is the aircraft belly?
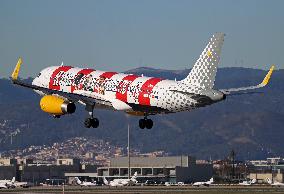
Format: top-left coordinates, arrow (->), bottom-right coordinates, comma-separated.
127,103 -> 170,114
94,102 -> 114,110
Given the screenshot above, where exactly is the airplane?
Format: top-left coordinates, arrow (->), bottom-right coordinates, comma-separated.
0,177 -> 15,188
74,177 -> 97,187
164,181 -> 185,186
0,183 -> 7,189
192,177 -> 214,187
10,33 -> 275,129
13,181 -> 30,188
103,172 -> 138,186
238,179 -> 257,186
266,178 -> 284,187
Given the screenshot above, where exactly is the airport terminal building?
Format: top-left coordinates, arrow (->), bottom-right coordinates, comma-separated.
0,158 -> 97,185
0,156 -> 213,184
66,156 -> 213,184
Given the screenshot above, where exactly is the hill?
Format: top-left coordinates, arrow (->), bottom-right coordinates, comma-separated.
0,67 -> 283,160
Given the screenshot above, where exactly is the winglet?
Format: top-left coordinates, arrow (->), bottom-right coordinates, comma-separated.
260,65 -> 275,86
220,65 -> 275,95
11,57 -> 22,80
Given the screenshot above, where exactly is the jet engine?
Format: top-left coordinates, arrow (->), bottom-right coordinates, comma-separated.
40,95 -> 76,115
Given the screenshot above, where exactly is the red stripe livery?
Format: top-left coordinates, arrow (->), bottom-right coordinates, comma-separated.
116,75 -> 139,102
71,69 -> 95,92
138,78 -> 162,106
49,66 -> 72,90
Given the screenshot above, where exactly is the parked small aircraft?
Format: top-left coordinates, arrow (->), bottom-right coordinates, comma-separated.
74,177 -> 97,187
103,172 -> 138,186
0,177 -> 15,188
267,178 -> 284,187
0,183 -> 7,189
239,179 -> 257,186
192,177 -> 214,187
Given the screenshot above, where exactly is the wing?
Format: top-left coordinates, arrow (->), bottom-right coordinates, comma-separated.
11,58 -> 112,106
220,65 -> 275,95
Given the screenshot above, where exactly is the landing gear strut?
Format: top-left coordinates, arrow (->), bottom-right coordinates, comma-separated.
139,114 -> 153,129
84,104 -> 99,128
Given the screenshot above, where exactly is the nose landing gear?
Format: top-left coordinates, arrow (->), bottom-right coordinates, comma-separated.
84,117 -> 99,128
84,104 -> 99,128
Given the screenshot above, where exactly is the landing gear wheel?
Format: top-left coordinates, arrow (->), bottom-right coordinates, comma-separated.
84,118 -> 99,128
139,119 -> 146,129
139,118 -> 153,129
84,104 -> 100,128
84,118 -> 92,128
145,119 -> 153,129
91,118 -> 99,128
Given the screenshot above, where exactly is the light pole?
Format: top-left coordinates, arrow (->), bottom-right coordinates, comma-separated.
230,149 -> 236,180
128,123 -> 130,179
10,128 -> 20,145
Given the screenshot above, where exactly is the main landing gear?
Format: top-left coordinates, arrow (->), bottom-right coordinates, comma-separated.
84,105 -> 99,128
84,117 -> 99,128
139,114 -> 153,129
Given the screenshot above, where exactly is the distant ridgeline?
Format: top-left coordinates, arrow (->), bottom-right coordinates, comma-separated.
0,67 -> 283,160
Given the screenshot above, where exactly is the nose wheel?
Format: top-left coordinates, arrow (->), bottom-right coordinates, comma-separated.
85,104 -> 99,128
139,118 -> 153,129
84,117 -> 99,128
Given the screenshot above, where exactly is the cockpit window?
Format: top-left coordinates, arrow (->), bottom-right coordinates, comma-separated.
37,73 -> 41,77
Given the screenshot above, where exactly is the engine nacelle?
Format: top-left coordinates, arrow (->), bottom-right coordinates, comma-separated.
40,95 -> 76,115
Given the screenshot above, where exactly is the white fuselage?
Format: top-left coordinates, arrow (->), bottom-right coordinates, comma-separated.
109,178 -> 136,186
0,179 -> 14,188
80,182 -> 96,186
32,66 -> 225,114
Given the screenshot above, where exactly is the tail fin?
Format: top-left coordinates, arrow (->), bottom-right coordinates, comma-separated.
181,33 -> 225,89
74,177 -> 81,185
266,178 -> 272,184
131,171 -> 138,181
251,179 -> 257,184
103,177 -> 109,185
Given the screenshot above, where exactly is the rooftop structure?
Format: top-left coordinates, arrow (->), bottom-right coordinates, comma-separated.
109,156 -> 195,168
96,156 -> 212,184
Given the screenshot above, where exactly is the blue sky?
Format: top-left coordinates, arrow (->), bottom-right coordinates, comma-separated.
0,0 -> 283,78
